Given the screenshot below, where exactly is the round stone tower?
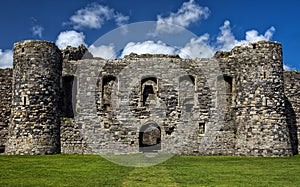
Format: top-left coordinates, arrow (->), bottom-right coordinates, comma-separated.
233,41 -> 292,156
6,40 -> 62,155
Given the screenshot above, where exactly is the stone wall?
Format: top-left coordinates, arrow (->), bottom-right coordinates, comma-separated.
284,71 -> 300,154
0,40 -> 299,156
60,118 -> 90,154
0,68 -> 12,153
71,55 -> 236,155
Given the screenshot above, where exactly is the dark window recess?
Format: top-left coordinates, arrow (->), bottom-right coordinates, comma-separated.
0,145 -> 5,153
223,76 -> 233,105
263,71 -> 267,79
143,85 -> 154,105
165,126 -> 175,135
62,76 -> 75,117
23,96 -> 27,106
199,122 -> 205,134
224,76 -> 232,94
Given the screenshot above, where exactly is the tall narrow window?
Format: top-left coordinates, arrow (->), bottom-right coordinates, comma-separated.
199,122 -> 205,134
102,75 -> 117,111
23,96 -> 27,106
141,77 -> 157,106
179,75 -> 195,108
21,94 -> 28,106
217,75 -> 233,107
62,76 -> 75,117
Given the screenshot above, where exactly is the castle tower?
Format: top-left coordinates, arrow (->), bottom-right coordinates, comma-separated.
233,41 -> 292,156
5,40 -> 62,155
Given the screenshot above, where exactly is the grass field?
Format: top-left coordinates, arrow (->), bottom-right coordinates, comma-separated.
0,154 -> 300,186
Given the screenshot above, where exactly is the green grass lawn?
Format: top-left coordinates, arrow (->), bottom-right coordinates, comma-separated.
0,154 -> 300,186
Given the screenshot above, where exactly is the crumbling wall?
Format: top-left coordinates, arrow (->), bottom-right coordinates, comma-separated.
0,68 -> 12,153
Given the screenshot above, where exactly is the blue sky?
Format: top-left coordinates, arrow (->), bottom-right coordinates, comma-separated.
0,0 -> 299,70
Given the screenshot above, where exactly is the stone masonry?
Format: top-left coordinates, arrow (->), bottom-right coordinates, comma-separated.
0,40 -> 299,156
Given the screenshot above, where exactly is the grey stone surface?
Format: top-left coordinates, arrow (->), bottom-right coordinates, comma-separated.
0,40 -> 299,156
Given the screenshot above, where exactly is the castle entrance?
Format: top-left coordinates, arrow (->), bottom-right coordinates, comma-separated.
139,123 -> 161,152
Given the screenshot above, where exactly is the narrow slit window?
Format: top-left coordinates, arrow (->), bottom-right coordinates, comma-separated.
199,122 -> 205,134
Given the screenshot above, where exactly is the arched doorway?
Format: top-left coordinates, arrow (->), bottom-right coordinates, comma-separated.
139,123 -> 161,152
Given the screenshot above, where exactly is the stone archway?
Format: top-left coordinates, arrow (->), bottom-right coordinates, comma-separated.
139,123 -> 161,152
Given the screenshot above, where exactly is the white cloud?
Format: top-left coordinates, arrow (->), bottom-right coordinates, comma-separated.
283,64 -> 293,71
0,49 -> 13,68
114,13 -> 129,27
89,44 -> 116,59
68,3 -> 129,30
121,41 -> 177,57
55,30 -> 86,49
31,25 -> 44,38
119,20 -> 277,59
155,0 -> 210,34
179,34 -> 214,58
217,20 -> 276,51
245,26 -> 275,43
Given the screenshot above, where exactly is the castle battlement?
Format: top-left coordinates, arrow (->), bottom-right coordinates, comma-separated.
0,40 -> 299,156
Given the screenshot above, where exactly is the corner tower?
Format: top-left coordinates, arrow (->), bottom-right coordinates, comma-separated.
6,40 -> 62,155
233,41 -> 292,156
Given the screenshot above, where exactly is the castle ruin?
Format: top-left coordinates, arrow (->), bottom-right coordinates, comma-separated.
0,40 -> 299,156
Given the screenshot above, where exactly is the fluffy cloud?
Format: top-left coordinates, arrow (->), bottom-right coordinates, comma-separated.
0,49 -> 13,68
68,3 -> 129,30
89,44 -> 116,59
179,34 -> 214,58
217,20 -> 276,51
155,0 -> 210,34
55,30 -> 86,49
121,41 -> 177,57
119,20 -> 276,59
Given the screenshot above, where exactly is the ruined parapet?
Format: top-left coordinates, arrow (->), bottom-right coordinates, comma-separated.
61,44 -> 93,62
233,41 -> 292,156
0,68 -> 13,153
284,70 -> 300,154
5,40 -> 62,155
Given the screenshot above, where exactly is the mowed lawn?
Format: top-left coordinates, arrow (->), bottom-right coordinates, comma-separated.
0,154 -> 300,186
